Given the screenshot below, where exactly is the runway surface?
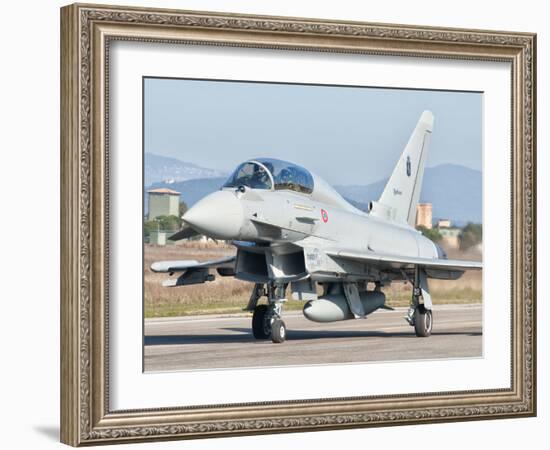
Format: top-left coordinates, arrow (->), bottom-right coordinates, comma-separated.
144,304 -> 482,372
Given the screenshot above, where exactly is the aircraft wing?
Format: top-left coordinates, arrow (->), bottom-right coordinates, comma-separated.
325,249 -> 482,272
150,256 -> 236,274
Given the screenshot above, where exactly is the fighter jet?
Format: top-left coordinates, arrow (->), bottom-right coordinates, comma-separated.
151,111 -> 482,343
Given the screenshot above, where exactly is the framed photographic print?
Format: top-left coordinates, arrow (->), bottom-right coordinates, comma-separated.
60,3 -> 536,446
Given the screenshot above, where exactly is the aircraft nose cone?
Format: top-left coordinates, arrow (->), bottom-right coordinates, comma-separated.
183,190 -> 244,240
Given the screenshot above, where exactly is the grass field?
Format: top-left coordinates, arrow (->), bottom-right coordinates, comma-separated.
144,242 -> 482,318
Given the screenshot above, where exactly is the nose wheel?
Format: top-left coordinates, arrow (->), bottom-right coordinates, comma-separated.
251,305 -> 288,343
271,319 -> 287,344
252,305 -> 271,339
250,283 -> 288,343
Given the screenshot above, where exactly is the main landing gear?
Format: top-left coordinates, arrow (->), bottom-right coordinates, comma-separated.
414,305 -> 433,337
405,267 -> 433,337
248,283 -> 287,343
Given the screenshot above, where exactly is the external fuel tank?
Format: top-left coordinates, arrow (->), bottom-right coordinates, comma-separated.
302,291 -> 386,323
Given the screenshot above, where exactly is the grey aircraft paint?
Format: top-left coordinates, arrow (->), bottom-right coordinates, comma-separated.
151,111 -> 482,342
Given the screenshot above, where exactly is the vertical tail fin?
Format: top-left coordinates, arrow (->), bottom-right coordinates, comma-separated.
370,111 -> 433,226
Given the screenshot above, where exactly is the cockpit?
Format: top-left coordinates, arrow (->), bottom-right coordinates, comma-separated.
223,158 -> 314,194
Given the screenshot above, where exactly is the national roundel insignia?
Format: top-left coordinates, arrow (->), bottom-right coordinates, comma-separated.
321,209 -> 329,223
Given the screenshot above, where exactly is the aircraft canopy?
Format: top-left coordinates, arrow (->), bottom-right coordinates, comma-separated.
223,158 -> 314,194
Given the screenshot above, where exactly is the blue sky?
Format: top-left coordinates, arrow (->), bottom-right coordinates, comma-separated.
144,78 -> 482,186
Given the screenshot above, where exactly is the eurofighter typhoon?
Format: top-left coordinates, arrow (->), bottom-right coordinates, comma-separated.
151,111 -> 482,343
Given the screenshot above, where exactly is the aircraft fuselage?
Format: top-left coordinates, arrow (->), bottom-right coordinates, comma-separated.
152,113 -> 482,342
182,185 -> 439,286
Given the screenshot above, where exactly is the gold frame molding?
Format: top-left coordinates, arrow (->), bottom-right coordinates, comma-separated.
60,3 -> 536,446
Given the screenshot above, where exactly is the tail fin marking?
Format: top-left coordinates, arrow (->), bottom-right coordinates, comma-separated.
370,111 -> 434,226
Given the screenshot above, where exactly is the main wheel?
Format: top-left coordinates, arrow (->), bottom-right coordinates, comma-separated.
271,319 -> 287,343
252,305 -> 271,339
414,307 -> 433,337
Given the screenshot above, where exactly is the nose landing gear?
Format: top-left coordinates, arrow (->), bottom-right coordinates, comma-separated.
270,318 -> 287,344
251,304 -> 271,339
248,283 -> 288,343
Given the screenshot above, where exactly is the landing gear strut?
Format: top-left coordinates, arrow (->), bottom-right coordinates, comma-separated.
405,267 -> 433,337
249,283 -> 288,343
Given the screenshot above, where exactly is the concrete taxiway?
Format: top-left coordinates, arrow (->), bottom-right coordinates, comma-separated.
144,304 -> 482,372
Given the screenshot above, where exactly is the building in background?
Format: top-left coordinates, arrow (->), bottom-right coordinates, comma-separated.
436,219 -> 461,249
149,230 -> 167,246
147,187 -> 180,220
416,203 -> 433,229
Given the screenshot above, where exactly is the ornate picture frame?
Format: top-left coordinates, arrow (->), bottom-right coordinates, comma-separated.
60,3 -> 536,446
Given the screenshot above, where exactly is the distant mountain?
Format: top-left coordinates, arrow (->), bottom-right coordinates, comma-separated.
144,153 -> 227,186
144,163 -> 482,225
335,164 -> 482,225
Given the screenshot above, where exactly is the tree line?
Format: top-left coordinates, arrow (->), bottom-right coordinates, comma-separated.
417,223 -> 482,251
144,201 -> 188,238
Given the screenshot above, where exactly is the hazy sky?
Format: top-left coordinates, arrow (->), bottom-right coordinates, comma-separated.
144,77 -> 482,186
